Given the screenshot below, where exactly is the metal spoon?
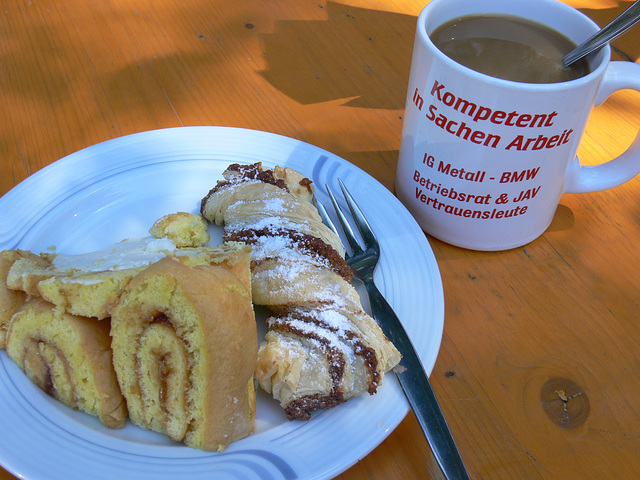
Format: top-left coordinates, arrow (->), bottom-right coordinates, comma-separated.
564,0 -> 640,66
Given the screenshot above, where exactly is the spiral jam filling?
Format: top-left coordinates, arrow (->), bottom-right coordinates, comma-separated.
23,338 -> 75,403
137,311 -> 191,440
108,255 -> 257,449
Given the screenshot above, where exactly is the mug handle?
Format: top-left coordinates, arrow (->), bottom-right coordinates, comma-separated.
564,61 -> 640,193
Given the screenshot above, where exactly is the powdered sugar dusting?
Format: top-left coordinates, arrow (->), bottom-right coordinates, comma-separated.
261,196 -> 287,213
269,312 -> 358,385
315,308 -> 356,339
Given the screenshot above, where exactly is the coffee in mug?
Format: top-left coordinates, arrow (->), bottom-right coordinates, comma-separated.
396,0 -> 640,251
430,14 -> 590,83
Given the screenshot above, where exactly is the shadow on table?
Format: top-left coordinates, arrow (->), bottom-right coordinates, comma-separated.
258,1 -> 416,110
258,1 -> 640,112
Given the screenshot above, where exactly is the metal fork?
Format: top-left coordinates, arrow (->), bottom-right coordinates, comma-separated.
318,179 -> 471,480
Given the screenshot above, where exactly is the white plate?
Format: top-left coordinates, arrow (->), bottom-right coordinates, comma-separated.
0,127 -> 444,480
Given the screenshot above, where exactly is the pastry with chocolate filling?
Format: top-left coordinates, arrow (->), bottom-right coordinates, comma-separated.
201,162 -> 401,420
110,254 -> 256,451
5,297 -> 127,428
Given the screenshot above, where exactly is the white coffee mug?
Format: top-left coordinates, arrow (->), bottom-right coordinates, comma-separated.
396,0 -> 640,251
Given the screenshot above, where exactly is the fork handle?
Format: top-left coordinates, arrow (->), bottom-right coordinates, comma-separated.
363,280 -> 471,480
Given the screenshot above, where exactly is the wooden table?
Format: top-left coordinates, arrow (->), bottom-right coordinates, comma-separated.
1,0 -> 639,478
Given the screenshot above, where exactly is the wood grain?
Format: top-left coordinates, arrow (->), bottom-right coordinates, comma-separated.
1,0 -> 640,479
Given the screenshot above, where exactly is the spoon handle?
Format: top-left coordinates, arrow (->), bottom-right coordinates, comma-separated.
564,0 -> 640,66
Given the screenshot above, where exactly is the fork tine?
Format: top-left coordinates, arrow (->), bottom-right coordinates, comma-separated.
313,195 -> 341,238
326,184 -> 364,255
337,178 -> 378,250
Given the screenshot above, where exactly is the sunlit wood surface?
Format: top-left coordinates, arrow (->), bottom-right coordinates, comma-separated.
2,0 -> 640,478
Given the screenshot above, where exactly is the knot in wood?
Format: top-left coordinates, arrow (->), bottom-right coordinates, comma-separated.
540,377 -> 589,429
